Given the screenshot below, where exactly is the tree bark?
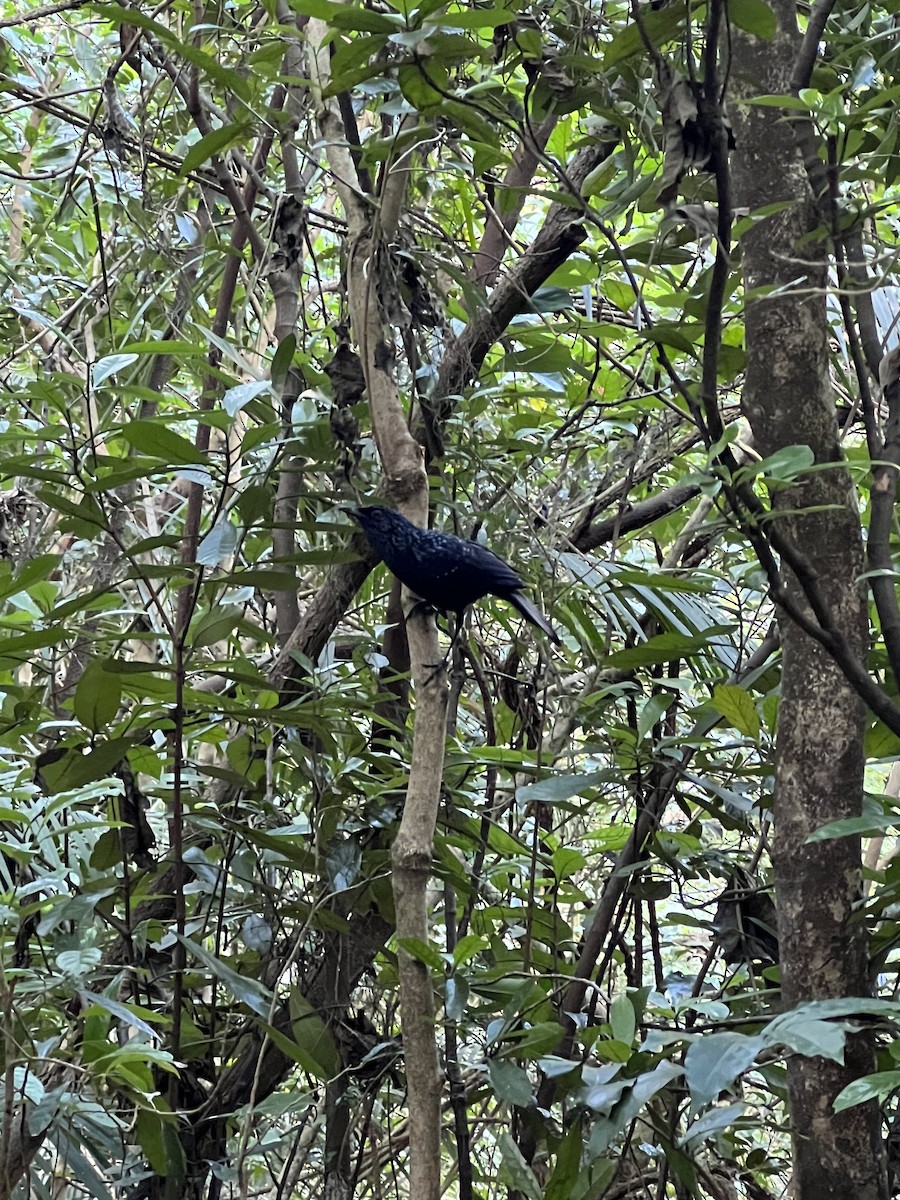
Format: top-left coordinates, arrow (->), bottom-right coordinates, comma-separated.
730,5 -> 886,1196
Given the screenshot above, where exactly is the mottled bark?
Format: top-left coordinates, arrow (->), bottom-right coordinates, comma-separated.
730,6 -> 886,1197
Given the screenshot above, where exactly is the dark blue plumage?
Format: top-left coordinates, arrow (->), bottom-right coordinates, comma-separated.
348,505 -> 560,645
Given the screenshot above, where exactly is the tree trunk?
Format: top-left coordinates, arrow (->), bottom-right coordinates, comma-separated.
730,5 -> 886,1196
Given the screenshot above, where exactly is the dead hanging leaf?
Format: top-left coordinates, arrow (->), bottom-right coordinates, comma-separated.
372,236 -> 411,328
270,195 -> 307,272
668,203 -> 719,242
329,404 -> 360,447
395,249 -> 440,329
655,60 -> 735,207
538,49 -> 576,100
879,347 -> 900,389
0,489 -> 28,558
119,21 -> 143,73
116,759 -> 156,870
324,342 -> 366,407
102,75 -> 134,159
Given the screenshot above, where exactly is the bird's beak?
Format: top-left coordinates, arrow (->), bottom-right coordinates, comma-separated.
341,505 -> 361,522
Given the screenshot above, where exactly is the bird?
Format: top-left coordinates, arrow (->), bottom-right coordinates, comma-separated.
347,505 -> 561,645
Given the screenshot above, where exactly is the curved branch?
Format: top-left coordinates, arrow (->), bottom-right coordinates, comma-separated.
572,482 -> 703,551
469,114 -> 558,287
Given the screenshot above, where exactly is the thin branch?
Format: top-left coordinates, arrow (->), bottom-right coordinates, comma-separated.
791,0 -> 839,92
0,0 -> 84,26
868,366 -> 900,690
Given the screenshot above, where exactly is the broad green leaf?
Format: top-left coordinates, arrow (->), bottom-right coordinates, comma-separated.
80,992 -> 165,1040
0,554 -> 60,602
135,1104 -> 185,1178
604,6 -> 687,66
397,60 -> 449,109
515,770 -> 610,805
543,1119 -> 584,1200
680,1102 -> 749,1146
178,936 -> 272,1017
74,660 -> 122,732
637,693 -> 675,740
497,1131 -> 542,1200
834,1071 -> 900,1112
711,684 -> 760,739
605,631 -> 728,669
119,420 -> 207,465
39,739 -> 134,792
223,380 -> 270,416
685,1033 -> 763,1108
444,974 -> 469,1021
806,813 -> 897,841
397,936 -> 445,971
609,994 -> 636,1046
197,520 -> 238,567
91,353 -> 138,386
288,989 -> 341,1077
189,605 -> 242,648
728,0 -> 776,39
488,1059 -> 534,1105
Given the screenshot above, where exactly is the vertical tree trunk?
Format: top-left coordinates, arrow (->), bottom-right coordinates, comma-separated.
729,6 -> 886,1197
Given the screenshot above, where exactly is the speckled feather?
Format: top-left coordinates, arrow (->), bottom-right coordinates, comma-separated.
349,505 -> 560,645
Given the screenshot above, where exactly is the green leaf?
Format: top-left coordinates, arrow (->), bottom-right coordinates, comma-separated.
271,337 -> 296,395
91,353 -> 138,386
497,1131 -> 543,1200
543,1120 -> 583,1200
397,936 -> 445,971
529,285 -> 576,313
806,813 -> 896,841
178,936 -> 273,1017
834,1071 -> 900,1112
119,420 -> 207,465
135,1104 -> 185,1178
40,739 -> 134,792
637,693 -> 675,740
609,993 -> 636,1046
223,380 -> 270,416
330,5 -> 400,31
397,60 -> 449,109
763,1009 -> 846,1062
604,5 -> 687,66
189,605 -> 242,648
684,1032 -> 763,1108
681,1102 -> 748,1146
728,0 -> 776,38
216,570 -> 299,590
80,991 -> 165,1040
605,632 -> 728,669
745,93 -> 814,109
0,554 -> 60,603
711,684 -> 760,739
197,520 -> 238,567
515,771 -> 610,805
74,660 -> 122,732
288,989 -> 341,1077
489,1059 -> 534,1105
442,7 -> 516,27
444,974 -> 469,1021
117,339 -> 208,356
755,443 -> 815,482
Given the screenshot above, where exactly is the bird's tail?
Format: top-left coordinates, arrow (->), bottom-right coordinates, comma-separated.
508,591 -> 561,646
